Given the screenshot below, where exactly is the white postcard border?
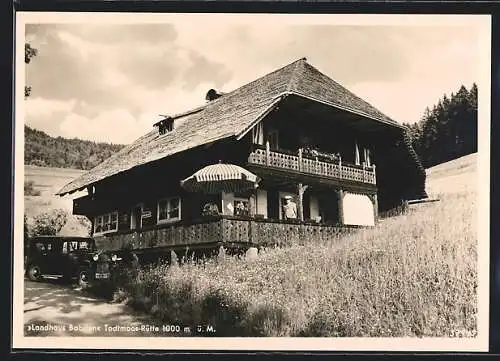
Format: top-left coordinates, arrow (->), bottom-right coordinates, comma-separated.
13,11 -> 492,352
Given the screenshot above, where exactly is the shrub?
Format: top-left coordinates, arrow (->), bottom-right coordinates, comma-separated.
31,208 -> 68,236
76,215 -> 92,236
24,214 -> 31,240
24,180 -> 40,196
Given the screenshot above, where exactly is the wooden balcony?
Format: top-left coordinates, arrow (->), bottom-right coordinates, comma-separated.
93,216 -> 359,252
247,147 -> 376,185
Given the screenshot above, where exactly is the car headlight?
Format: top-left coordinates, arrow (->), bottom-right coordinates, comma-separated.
111,254 -> 118,262
93,254 -> 99,261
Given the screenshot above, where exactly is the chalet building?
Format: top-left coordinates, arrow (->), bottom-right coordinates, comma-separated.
57,58 -> 426,257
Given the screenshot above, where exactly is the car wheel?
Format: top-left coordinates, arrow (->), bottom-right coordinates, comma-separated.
27,265 -> 42,281
78,270 -> 90,289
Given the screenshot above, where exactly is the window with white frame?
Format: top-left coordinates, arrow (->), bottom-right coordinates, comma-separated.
252,122 -> 264,145
354,141 -> 360,165
94,211 -> 118,235
157,197 -> 181,223
364,148 -> 372,167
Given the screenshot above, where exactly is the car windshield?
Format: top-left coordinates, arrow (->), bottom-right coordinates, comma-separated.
78,240 -> 94,250
61,239 -> 95,253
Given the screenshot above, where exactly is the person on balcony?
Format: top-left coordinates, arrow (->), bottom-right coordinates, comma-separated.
282,195 -> 297,220
202,202 -> 220,216
234,201 -> 250,216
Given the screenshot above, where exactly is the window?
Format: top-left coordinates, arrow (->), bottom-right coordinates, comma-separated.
267,128 -> 279,150
157,197 -> 181,223
63,240 -> 89,253
252,122 -> 264,145
156,118 -> 174,135
364,148 -> 371,167
79,240 -> 90,250
62,242 -> 71,254
94,211 -> 118,235
354,141 -> 360,165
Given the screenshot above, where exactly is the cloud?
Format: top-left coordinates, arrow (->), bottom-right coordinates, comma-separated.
131,81 -> 223,117
59,109 -> 144,144
25,24 -> 233,122
350,32 -> 480,124
181,49 -> 233,91
23,21 -> 483,144
174,24 -> 477,87
26,97 -> 76,118
25,97 -> 77,135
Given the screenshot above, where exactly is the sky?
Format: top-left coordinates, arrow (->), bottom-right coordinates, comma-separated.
23,16 -> 483,145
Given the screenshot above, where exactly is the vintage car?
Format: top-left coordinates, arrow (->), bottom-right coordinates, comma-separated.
24,235 -> 128,287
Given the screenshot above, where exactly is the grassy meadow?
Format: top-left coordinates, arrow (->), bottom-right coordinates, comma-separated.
112,154 -> 478,337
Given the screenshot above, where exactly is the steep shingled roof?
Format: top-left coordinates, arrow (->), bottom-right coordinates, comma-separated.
57,58 -> 403,196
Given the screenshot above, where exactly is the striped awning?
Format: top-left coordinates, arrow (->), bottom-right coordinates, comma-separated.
180,163 -> 260,194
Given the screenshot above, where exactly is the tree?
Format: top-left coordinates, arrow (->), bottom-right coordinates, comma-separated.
407,83 -> 478,168
31,209 -> 68,236
24,214 -> 31,267
466,83 -> 478,155
24,180 -> 41,196
76,216 -> 92,236
25,43 -> 37,97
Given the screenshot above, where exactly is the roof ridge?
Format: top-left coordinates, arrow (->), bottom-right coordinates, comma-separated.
160,58 -> 307,121
221,57 -> 306,97
168,104 -> 207,120
286,57 -> 306,93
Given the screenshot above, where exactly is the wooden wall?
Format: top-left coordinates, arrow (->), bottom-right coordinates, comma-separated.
80,96 -> 424,225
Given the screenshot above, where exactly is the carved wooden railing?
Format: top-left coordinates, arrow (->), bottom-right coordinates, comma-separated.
248,147 -> 376,185
93,216 -> 359,252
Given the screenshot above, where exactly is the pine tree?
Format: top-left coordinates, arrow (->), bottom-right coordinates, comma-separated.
409,84 -> 477,168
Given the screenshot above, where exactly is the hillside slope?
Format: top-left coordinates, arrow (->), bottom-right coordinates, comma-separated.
24,126 -> 125,170
24,165 -> 90,236
110,153 -> 478,337
425,153 -> 476,196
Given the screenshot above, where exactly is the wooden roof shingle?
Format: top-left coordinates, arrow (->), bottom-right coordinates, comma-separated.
57,58 -> 403,196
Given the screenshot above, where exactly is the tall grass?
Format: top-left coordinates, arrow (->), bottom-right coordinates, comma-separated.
116,190 -> 477,337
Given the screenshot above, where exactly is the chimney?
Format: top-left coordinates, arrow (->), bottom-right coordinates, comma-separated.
205,88 -> 225,102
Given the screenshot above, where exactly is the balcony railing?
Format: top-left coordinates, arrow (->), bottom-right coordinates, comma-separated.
248,147 -> 376,185
93,216 -> 360,252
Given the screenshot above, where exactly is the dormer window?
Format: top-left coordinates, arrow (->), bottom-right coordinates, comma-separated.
154,117 -> 174,135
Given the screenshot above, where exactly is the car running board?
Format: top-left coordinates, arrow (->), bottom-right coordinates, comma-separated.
42,275 -> 64,279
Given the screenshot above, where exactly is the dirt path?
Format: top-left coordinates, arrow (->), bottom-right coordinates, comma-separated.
24,280 -> 170,337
